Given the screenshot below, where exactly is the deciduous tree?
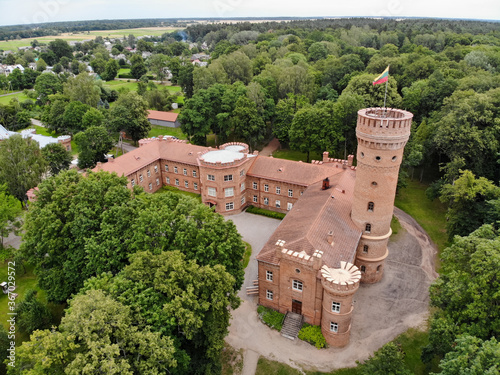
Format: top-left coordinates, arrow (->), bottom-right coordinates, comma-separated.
74,126 -> 114,169
41,142 -> 72,176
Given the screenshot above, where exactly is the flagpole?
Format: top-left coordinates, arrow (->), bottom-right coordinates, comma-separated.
383,65 -> 390,116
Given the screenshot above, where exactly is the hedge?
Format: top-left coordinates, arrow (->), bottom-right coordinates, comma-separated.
245,205 -> 285,220
298,324 -> 327,349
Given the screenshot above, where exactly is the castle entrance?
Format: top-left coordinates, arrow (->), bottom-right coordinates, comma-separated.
291,300 -> 302,315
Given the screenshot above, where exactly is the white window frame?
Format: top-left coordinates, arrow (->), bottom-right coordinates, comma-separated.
266,290 -> 273,300
208,187 -> 216,197
264,184 -> 269,192
154,165 -> 158,173
131,179 -> 135,186
166,177 -> 170,184
275,200 -> 281,208
147,169 -> 151,177
240,182 -> 245,192
165,164 -> 169,172
240,170 -> 245,176
264,197 -> 269,205
139,174 -> 143,182
292,280 -> 303,291
184,181 -> 189,188
175,179 -> 179,186
174,166 -> 178,173
194,182 -> 198,190
330,322 -> 338,333
183,168 -> 187,176
156,178 -> 160,186
148,183 -> 152,190
266,271 -> 273,281
287,202 -> 293,211
207,174 -> 215,181
224,174 -> 233,182
253,182 -> 258,189
226,202 -> 234,211
332,302 -> 341,313
253,195 -> 258,203
192,170 -> 197,177
225,187 -> 234,197
288,189 -> 293,197
276,186 -> 281,194
241,196 -> 245,205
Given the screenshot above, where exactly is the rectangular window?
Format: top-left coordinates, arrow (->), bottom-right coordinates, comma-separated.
208,187 -> 216,197
225,202 -> 234,211
174,167 -> 178,173
266,271 -> 273,281
183,168 -> 187,176
240,170 -> 245,177
288,189 -> 293,197
207,174 -> 215,181
292,280 -> 303,291
287,202 -> 293,211
264,197 -> 269,205
253,195 -> 258,203
241,196 -> 245,205
240,182 -> 245,192
131,179 -> 135,186
253,182 -> 258,189
147,169 -> 151,177
332,302 -> 341,313
276,186 -> 281,194
192,170 -> 197,177
264,184 -> 269,192
184,181 -> 189,188
139,174 -> 143,182
156,178 -> 160,186
266,290 -> 273,300
166,177 -> 170,184
224,175 -> 233,182
154,165 -> 158,173
275,200 -> 281,208
165,164 -> 169,172
194,182 -> 198,190
330,322 -> 338,333
148,183 -> 152,190
225,187 -> 234,197
175,179 -> 179,186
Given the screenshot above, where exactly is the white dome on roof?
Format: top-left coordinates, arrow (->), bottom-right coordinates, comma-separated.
201,149 -> 244,163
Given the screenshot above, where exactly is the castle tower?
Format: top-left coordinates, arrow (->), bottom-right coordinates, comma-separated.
320,262 -> 361,347
351,108 -> 412,283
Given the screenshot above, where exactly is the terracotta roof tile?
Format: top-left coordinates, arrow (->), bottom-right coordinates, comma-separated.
256,169 -> 361,269
147,110 -> 179,122
247,156 -> 344,186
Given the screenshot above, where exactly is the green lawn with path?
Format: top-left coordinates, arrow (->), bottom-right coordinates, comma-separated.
0,92 -> 30,105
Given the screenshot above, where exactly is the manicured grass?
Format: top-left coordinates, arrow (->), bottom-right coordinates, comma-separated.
103,80 -> 140,91
395,179 -> 448,254
256,357 -> 302,375
0,92 -> 30,105
272,149 -> 322,163
156,185 -> 201,202
390,215 -> 403,236
148,125 -> 187,140
307,369 -> 359,375
242,242 -> 252,269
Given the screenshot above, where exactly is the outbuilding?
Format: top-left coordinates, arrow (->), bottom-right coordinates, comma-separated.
147,110 -> 180,128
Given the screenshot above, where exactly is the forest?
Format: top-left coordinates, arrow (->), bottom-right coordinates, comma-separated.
0,17 -> 499,374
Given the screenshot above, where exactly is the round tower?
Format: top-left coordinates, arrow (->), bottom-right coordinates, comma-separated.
351,108 -> 412,283
320,262 -> 361,347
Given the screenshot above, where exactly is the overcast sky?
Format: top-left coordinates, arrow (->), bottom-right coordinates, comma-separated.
0,0 -> 498,27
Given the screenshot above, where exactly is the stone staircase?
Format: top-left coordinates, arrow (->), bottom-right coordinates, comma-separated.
281,312 -> 303,340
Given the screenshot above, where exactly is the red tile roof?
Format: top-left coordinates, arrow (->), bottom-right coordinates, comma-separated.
147,110 -> 179,122
247,156 -> 344,186
256,169 -> 361,269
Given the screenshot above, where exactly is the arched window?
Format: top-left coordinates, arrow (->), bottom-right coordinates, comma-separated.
365,224 -> 371,233
363,245 -> 368,253
360,265 -> 366,273
368,202 -> 374,212
376,265 -> 382,273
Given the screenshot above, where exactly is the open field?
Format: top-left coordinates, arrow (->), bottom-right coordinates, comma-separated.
0,92 -> 30,105
0,27 -> 181,50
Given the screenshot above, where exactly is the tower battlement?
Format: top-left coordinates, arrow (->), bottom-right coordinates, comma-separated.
274,240 -> 323,269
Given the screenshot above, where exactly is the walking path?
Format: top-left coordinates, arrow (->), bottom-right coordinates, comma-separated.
260,138 -> 281,156
226,208 -> 438,374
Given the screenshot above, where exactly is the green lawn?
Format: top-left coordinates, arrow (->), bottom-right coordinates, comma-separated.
241,242 -> 252,269
103,80 -> 140,91
271,149 -> 323,163
30,125 -> 79,155
0,92 -> 30,105
395,179 -> 448,254
148,125 -> 187,140
256,358 -> 302,375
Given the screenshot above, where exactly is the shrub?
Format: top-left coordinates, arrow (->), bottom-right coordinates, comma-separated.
298,324 -> 327,349
257,305 -> 284,331
245,205 -> 285,220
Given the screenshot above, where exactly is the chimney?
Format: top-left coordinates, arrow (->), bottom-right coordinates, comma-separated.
327,231 -> 334,245
323,151 -> 329,163
322,177 -> 330,190
347,155 -> 354,167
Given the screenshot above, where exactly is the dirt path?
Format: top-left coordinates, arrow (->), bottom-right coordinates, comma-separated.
226,208 -> 439,374
260,138 -> 281,156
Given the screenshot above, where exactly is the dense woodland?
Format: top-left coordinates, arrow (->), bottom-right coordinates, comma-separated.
0,17 -> 499,374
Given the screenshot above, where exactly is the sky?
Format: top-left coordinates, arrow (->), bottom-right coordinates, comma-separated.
0,0 -> 499,27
